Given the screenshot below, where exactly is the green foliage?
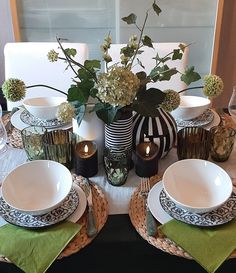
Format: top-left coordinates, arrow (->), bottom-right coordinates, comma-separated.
181,66 -> 201,85
51,2 -> 205,125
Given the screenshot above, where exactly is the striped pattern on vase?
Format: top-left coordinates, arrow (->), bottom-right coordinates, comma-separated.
105,114 -> 133,153
133,108 -> 177,159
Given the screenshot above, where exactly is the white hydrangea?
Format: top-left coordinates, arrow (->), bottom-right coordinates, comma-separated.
95,67 -> 140,106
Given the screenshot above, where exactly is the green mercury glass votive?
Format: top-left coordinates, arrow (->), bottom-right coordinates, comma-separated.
21,126 -> 47,161
103,147 -> 131,186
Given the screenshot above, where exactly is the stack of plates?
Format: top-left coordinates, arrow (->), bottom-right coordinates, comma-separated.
147,181 -> 236,227
175,108 -> 220,130
10,108 -> 72,131
0,184 -> 86,228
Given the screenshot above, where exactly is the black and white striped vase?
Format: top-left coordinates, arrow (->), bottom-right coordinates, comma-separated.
133,108 -> 177,159
104,111 -> 133,153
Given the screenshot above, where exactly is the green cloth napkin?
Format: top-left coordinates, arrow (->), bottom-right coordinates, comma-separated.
0,221 -> 81,273
159,219 -> 236,273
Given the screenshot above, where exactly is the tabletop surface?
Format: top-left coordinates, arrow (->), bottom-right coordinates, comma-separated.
1,110 -> 236,273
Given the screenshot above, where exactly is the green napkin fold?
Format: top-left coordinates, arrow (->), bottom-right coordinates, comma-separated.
0,221 -> 81,273
159,219 -> 236,273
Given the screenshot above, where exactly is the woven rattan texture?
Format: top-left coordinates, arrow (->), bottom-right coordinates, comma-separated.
59,174 -> 109,258
129,175 -> 236,259
0,175 -> 109,263
2,113 -> 23,149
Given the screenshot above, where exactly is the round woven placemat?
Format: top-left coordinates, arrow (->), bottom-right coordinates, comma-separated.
129,174 -> 236,259
0,174 -> 109,263
2,113 -> 23,149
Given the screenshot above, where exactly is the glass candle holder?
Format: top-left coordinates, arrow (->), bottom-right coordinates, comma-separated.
210,125 -> 236,162
21,126 -> 47,161
177,126 -> 210,160
103,147 -> 131,186
42,130 -> 75,169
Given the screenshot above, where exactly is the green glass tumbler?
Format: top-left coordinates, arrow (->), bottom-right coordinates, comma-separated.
210,125 -> 236,162
21,126 -> 47,161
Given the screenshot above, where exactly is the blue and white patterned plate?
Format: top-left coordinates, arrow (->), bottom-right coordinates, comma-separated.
159,189 -> 236,226
20,110 -> 68,128
175,108 -> 214,128
0,187 -> 79,228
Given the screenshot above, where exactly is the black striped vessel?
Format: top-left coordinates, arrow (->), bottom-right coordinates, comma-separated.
133,108 -> 177,158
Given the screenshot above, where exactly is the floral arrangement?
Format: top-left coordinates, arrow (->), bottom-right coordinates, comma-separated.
2,1 -> 224,125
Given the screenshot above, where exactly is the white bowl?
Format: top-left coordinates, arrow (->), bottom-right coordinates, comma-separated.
1,160 -> 72,215
162,159 -> 232,213
171,95 -> 211,120
23,96 -> 66,120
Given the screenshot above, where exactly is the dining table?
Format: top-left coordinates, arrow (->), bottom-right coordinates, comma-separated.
1,110 -> 236,273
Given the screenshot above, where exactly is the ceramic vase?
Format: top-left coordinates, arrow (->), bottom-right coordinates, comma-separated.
104,111 -> 133,153
73,105 -> 104,164
133,108 -> 177,159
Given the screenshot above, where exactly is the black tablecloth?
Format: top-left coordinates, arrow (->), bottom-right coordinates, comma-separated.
0,214 -> 236,273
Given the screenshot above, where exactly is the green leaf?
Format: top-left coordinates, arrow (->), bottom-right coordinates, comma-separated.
96,105 -> 121,125
149,65 -> 178,82
122,13 -> 137,25
142,35 -> 153,48
84,59 -> 101,70
172,49 -> 183,60
64,48 -> 77,57
90,87 -> 98,98
137,58 -> 145,69
181,66 -> 201,85
136,71 -> 147,81
120,46 -> 135,58
67,80 -> 93,103
77,68 -> 95,81
152,1 -> 162,15
133,88 -> 166,117
75,104 -> 86,126
136,88 -> 166,105
133,102 -> 160,117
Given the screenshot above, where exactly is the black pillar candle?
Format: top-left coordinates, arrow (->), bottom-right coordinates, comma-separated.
134,142 -> 159,177
74,141 -> 98,177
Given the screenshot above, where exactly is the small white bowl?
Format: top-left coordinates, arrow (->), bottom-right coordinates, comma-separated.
171,95 -> 211,120
23,96 -> 66,120
162,159 -> 232,213
1,160 -> 72,215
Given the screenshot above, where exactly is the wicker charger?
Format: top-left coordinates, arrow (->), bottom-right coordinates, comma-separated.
129,174 -> 236,260
2,113 -> 23,149
0,174 -> 109,263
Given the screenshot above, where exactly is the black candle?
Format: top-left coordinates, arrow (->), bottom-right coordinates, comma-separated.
134,142 -> 159,177
74,141 -> 98,177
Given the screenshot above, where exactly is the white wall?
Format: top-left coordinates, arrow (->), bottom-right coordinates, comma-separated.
0,0 -> 15,85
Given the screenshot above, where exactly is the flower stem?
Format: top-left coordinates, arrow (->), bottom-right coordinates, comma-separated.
130,11 -> 149,68
26,84 -> 67,96
178,86 -> 204,93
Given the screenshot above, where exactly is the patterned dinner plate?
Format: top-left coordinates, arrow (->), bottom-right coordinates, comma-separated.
20,109 -> 68,129
0,187 -> 79,228
175,108 -> 214,128
159,189 -> 236,226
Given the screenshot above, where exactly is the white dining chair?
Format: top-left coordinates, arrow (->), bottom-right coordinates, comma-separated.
4,42 -> 89,110
107,42 -> 189,92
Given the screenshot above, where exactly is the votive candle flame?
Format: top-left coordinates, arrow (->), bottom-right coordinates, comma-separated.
145,145 -> 150,157
84,144 -> 89,155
